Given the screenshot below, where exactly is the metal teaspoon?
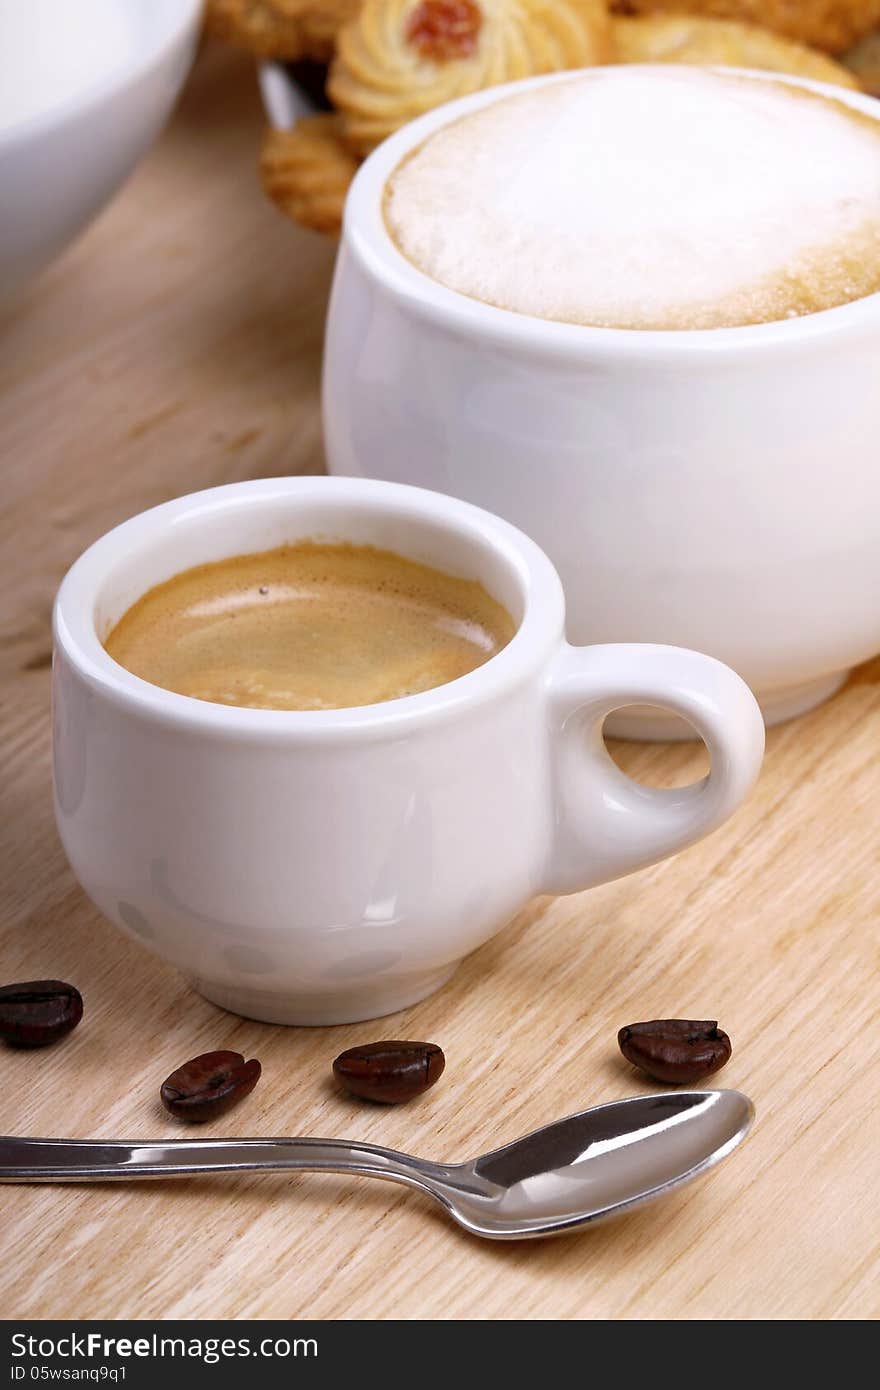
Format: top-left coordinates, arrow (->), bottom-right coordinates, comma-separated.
0,1089 -> 753,1240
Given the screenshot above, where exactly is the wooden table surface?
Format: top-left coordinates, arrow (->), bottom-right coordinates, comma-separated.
1,45 -> 878,1322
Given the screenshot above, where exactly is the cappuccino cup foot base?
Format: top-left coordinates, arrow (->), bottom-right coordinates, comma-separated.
191,965 -> 459,1026
604,670 -> 849,742
758,670 -> 850,728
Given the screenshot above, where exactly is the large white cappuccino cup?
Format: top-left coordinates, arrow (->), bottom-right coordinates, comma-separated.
323,68 -> 880,735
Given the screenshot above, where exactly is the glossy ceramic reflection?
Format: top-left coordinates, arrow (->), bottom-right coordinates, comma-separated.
323,69 -> 880,735
53,478 -> 763,1024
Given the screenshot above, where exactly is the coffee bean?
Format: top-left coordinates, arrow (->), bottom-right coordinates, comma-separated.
160,1050 -> 261,1122
333,1040 -> 445,1104
0,980 -> 83,1048
618,1019 -> 732,1085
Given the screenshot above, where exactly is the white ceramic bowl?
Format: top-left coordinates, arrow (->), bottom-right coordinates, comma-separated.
323,69 -> 880,735
0,0 -> 202,302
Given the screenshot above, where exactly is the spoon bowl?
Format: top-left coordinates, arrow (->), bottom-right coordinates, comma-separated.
455,1088 -> 753,1237
0,1089 -> 753,1240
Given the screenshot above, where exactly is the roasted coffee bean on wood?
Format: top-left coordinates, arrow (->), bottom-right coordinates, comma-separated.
618,1019 -> 732,1085
0,980 -> 83,1047
160,1050 -> 261,1122
333,1040 -> 445,1103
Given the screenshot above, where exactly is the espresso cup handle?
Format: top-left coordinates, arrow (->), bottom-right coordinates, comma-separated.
541,644 -> 765,894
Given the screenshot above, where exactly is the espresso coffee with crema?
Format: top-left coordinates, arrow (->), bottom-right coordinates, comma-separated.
384,68 -> 880,331
104,542 -> 515,710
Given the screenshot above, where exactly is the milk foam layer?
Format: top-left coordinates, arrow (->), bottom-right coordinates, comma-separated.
104,542 -> 515,711
385,68 -> 880,331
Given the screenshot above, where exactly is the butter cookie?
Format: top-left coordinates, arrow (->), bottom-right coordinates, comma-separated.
260,115 -> 360,234
206,0 -> 361,61
612,14 -> 859,88
844,30 -> 880,93
610,3 -> 880,57
329,0 -> 610,155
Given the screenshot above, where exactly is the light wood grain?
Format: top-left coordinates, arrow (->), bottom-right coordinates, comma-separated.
1,44 -> 878,1322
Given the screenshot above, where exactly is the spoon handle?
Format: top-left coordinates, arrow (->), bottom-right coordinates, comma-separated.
0,1134 -> 439,1193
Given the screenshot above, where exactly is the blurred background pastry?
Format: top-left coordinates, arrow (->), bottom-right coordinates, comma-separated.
260,114 -> 360,233
844,29 -> 880,94
206,0 -> 361,61
202,0 -> 876,236
328,0 -> 611,156
609,2 -> 880,56
611,14 -> 858,87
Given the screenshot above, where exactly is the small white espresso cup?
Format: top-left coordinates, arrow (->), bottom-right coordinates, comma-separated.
53,477 -> 764,1025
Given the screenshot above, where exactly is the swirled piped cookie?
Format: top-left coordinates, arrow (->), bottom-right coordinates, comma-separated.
329,0 -> 610,155
384,67 -> 880,330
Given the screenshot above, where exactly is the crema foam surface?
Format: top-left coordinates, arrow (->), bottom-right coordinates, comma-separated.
384,68 -> 880,331
103,542 -> 515,711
